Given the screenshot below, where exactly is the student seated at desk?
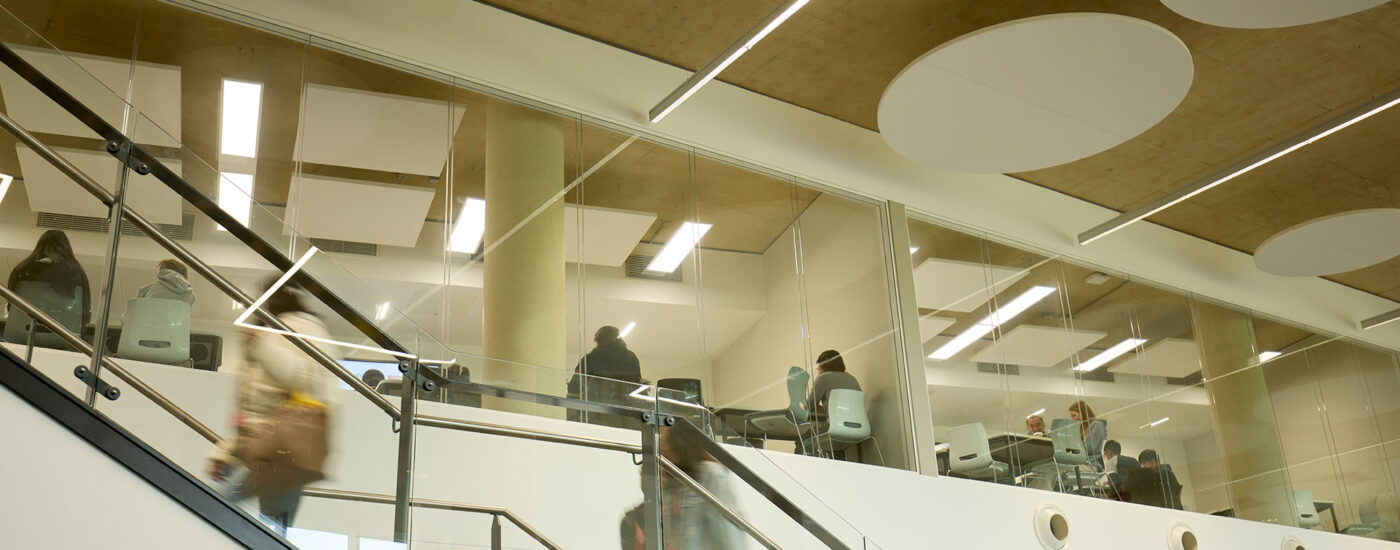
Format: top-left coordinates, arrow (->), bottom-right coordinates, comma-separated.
807,349 -> 860,418
1102,440 -> 1139,501
1026,415 -> 1046,436
1122,449 -> 1183,509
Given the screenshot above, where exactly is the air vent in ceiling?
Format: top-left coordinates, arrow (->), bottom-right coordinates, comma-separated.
37,212 -> 195,241
977,362 -> 1020,376
1165,370 -> 1203,386
1076,368 -> 1115,383
624,253 -> 682,283
309,238 -> 378,256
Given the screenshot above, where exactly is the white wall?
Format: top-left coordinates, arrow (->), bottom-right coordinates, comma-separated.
8,345 -> 1388,549
0,379 -> 244,550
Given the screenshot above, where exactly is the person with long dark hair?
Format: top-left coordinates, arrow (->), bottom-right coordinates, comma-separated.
6,230 -> 91,327
206,277 -> 335,535
1068,400 -> 1108,470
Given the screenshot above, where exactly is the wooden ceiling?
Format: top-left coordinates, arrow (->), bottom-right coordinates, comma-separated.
0,0 -> 816,254
478,0 -> 1400,301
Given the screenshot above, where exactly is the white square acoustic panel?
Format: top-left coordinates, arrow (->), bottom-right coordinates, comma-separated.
1109,338 -> 1201,378
295,84 -> 465,177
285,175 -> 435,247
563,204 -> 657,267
0,45 -> 181,147
912,258 -> 1029,313
969,324 -> 1106,367
17,145 -> 184,225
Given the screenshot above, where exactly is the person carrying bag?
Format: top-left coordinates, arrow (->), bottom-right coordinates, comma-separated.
207,280 -> 335,535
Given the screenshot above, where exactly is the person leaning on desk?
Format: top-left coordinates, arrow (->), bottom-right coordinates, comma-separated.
807,349 -> 861,420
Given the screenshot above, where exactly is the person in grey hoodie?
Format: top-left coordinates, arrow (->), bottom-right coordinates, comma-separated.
137,259 -> 195,305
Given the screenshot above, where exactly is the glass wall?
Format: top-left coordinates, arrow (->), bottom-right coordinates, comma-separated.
908,213 -> 1400,541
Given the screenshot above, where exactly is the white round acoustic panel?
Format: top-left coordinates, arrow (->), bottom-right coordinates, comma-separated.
878,13 -> 1193,174
1254,209 -> 1400,277
1161,0 -> 1388,29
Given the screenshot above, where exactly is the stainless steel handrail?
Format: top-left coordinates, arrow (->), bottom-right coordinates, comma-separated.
0,111 -> 399,419
415,413 -> 643,454
0,282 -> 223,444
301,488 -> 563,549
658,456 -> 783,550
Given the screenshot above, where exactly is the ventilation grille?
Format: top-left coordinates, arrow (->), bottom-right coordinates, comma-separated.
37,212 -> 195,241
977,362 -> 1020,376
1166,370 -> 1203,386
624,254 -> 682,282
310,238 -> 378,256
1077,368 -> 1115,383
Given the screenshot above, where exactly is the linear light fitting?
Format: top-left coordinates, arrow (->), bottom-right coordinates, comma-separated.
1258,351 -> 1282,363
1073,338 -> 1147,372
1361,308 -> 1400,330
619,321 -> 636,339
1027,408 -> 1045,419
449,198 -> 486,254
0,173 -> 12,206
648,0 -> 810,123
647,222 -> 712,273
1079,90 -> 1400,245
1139,417 -> 1170,430
910,246 -> 920,254
928,285 -> 1057,360
375,302 -> 390,322
219,79 -> 263,159
216,172 -> 254,231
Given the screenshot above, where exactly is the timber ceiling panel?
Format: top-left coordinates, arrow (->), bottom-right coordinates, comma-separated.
480,0 -> 1400,300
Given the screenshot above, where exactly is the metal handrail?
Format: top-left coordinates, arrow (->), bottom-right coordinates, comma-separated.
658,456 -> 782,550
301,488 -> 563,550
415,413 -> 642,454
0,282 -> 222,444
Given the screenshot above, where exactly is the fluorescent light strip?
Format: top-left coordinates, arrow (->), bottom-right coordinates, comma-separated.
646,222 -> 712,273
648,0 -> 810,123
1140,417 -> 1171,429
219,79 -> 263,159
928,285 -> 1057,360
1081,94 -> 1400,245
1073,338 -> 1147,372
1026,408 -> 1045,419
375,302 -> 390,322
0,173 -> 12,206
909,246 -> 919,254
216,172 -> 254,231
449,198 -> 486,253
1258,351 -> 1282,363
619,321 -> 636,339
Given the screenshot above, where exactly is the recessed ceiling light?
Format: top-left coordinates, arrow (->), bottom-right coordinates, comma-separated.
220,79 -> 263,159
1026,408 -> 1045,419
216,172 -> 254,231
1073,338 -> 1147,372
910,246 -> 920,254
648,0 -> 810,123
619,321 -> 636,339
0,173 -> 13,206
449,198 -> 487,254
928,285 -> 1057,360
1139,416 -> 1170,429
647,222 -> 712,273
1258,351 -> 1281,363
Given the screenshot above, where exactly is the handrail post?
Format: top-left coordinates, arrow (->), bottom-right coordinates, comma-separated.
490,514 -> 502,550
393,356 -> 420,542
84,139 -> 137,406
640,410 -> 672,550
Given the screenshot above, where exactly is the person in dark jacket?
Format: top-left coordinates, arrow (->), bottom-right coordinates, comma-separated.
567,325 -> 642,428
1124,449 -> 1184,509
7,230 -> 91,328
1103,440 -> 1140,501
137,258 -> 195,305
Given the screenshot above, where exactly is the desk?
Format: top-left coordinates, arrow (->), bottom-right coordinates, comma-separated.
1315,500 -> 1339,533
713,407 -> 825,445
937,433 -> 1055,478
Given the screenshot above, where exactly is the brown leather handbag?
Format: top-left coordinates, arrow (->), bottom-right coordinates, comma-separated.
238,393 -> 329,497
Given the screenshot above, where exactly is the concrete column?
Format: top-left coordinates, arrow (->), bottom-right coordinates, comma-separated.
1190,299 -> 1295,524
481,100 -> 566,415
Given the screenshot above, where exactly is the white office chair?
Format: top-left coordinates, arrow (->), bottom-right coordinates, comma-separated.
117,297 -> 191,365
744,366 -> 812,453
948,422 -> 1009,482
1047,418 -> 1098,495
1294,489 -> 1322,529
800,389 -> 884,465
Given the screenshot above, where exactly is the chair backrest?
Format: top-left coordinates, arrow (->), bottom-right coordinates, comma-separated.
117,297 -> 191,365
1294,489 -> 1321,528
824,389 -> 871,443
1049,418 -> 1086,466
4,282 -> 84,348
784,366 -> 810,424
949,422 -> 993,474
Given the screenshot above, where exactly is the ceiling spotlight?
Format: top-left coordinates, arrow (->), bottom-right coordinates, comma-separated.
928,285 -> 1057,360
1073,338 -> 1147,372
